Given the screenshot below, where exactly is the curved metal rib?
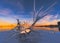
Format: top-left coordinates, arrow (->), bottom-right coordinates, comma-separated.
30,2 -> 57,28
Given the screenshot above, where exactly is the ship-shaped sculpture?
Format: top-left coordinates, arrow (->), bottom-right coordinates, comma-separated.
14,0 -> 57,35
4,0 -> 59,43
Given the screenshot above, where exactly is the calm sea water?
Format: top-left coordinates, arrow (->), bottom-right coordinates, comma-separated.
0,27 -> 60,43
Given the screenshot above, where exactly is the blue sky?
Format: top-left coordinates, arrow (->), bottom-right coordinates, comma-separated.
0,0 -> 60,24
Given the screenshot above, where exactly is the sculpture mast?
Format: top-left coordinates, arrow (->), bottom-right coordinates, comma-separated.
17,19 -> 21,31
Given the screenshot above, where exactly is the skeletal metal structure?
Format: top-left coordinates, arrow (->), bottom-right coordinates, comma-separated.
7,0 -> 56,38
5,0 -> 57,43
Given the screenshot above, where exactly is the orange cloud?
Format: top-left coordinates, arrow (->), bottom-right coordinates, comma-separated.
0,19 -> 16,31
36,14 -> 58,25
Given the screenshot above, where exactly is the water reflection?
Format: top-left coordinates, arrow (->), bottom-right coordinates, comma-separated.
16,30 -> 41,43
16,27 -> 59,43
33,27 -> 59,32
0,27 -> 60,43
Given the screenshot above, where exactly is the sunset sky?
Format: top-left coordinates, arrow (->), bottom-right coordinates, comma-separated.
0,0 -> 60,25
